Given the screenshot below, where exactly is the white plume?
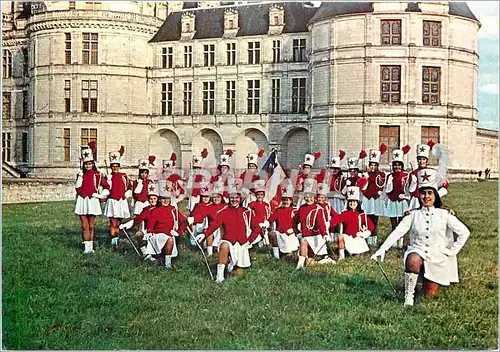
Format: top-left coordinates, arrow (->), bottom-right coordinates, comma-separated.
432,143 -> 449,182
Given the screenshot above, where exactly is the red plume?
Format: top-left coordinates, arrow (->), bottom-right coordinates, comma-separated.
119,145 -> 125,157
88,140 -> 97,160
359,150 -> 367,159
170,153 -> 177,162
380,143 -> 388,155
316,169 -> 326,183
339,150 -> 346,160
148,155 -> 156,166
225,149 -> 233,157
201,148 -> 208,159
402,145 -> 411,155
427,139 -> 436,150
312,151 -> 322,160
258,149 -> 265,158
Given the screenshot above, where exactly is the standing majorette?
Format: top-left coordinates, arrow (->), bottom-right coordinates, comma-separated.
104,146 -> 133,248
132,156 -> 156,215
361,144 -> 388,245
206,181 -> 227,255
385,145 -> 417,248
293,178 -> 330,268
330,186 -> 374,260
328,150 -> 347,214
75,142 -> 110,254
372,168 -> 470,306
163,153 -> 186,207
240,149 -> 265,207
247,179 -> 271,248
268,186 -> 299,259
186,148 -> 209,212
196,178 -> 252,283
210,149 -> 235,202
343,151 -> 369,199
295,152 -> 321,207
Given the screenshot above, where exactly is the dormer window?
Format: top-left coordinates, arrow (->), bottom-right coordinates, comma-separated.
268,4 -> 285,35
181,12 -> 196,40
273,16 -> 279,25
223,9 -> 239,38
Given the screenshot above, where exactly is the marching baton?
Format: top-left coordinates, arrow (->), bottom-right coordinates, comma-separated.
305,239 -> 329,268
121,228 -> 143,258
186,226 -> 214,280
374,260 -> 398,296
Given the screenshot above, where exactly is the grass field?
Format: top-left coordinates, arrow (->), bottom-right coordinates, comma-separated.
2,181 -> 498,349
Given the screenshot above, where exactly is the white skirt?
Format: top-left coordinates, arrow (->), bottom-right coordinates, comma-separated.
219,239 -> 251,268
362,197 -> 386,216
385,199 -> 409,218
144,233 -> 178,258
75,196 -> 102,216
273,230 -> 299,253
408,196 -> 420,211
133,200 -> 150,215
343,234 -> 369,255
404,247 -> 458,286
104,198 -> 131,219
328,197 -> 346,214
188,196 -> 199,212
211,229 -> 222,247
303,234 -> 328,256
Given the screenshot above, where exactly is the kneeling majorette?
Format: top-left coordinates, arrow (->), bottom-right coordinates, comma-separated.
330,186 -> 374,260
196,179 -> 252,283
132,156 -> 156,215
205,181 -> 227,256
315,182 -> 339,243
372,168 -> 470,306
187,184 -> 212,249
74,142 -> 110,254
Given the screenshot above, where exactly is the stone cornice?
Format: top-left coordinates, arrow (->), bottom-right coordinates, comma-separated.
2,37 -> 28,47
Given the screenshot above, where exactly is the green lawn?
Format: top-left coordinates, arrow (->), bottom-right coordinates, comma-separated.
2,181 -> 498,349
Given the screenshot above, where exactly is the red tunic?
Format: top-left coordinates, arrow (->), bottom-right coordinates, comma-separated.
295,173 -> 308,192
191,201 -> 212,224
76,170 -> 110,198
147,205 -> 187,235
362,171 -> 386,199
207,203 -> 227,223
293,203 -> 328,237
204,205 -> 251,245
316,202 -> 339,222
410,168 -> 422,198
132,178 -> 151,202
330,209 -> 374,237
268,206 -> 296,233
248,200 -> 271,243
133,205 -> 155,226
239,170 -> 260,191
109,172 -> 131,200
329,174 -> 346,193
387,171 -> 410,202
167,173 -> 185,195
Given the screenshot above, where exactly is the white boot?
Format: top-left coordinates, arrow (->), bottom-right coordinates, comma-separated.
338,249 -> 345,261
296,256 -> 306,269
111,237 -> 118,248
140,246 -> 147,255
227,262 -> 234,273
373,236 -> 378,245
216,264 -> 225,283
397,238 -> 404,249
404,272 -> 419,306
207,246 -> 213,257
164,255 -> 172,270
83,241 -> 94,254
272,247 -> 280,259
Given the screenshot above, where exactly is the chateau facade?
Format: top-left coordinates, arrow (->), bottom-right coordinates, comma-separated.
2,1 -> 498,178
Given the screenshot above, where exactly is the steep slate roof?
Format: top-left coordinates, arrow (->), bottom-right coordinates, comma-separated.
149,2 -> 318,43
448,2 -> 478,22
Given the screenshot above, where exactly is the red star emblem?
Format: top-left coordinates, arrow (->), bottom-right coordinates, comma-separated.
371,152 -> 377,158
141,161 -> 147,167
419,147 -> 426,153
111,155 -> 117,160
203,187 -> 209,192
318,185 -> 324,192
149,185 -> 155,192
83,152 -> 89,158
348,189 -> 355,195
394,152 -> 400,158
421,172 -> 431,181
282,187 -> 288,193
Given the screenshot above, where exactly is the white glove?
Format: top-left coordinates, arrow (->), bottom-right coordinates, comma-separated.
263,220 -> 270,228
187,217 -> 195,225
370,249 -> 386,262
101,189 -> 110,198
137,179 -> 143,184
119,220 -> 134,230
92,192 -> 103,199
77,170 -> 84,177
195,233 -> 206,243
357,230 -> 371,239
286,228 -> 294,235
441,247 -> 455,257
143,233 -> 152,241
398,193 -> 410,200
170,230 -> 179,237
125,189 -> 133,199
323,235 -> 331,243
377,190 -> 382,196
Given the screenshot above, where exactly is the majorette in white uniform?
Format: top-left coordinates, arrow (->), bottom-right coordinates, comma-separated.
372,168 -> 470,306
132,156 -> 156,215
327,151 -> 347,214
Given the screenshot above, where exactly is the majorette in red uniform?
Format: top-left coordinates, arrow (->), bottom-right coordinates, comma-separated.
210,150 -> 235,202
187,183 -> 212,249
330,186 -> 375,260
293,178 -> 330,268
132,156 -> 156,215
343,151 -> 369,201
120,181 -> 159,258
206,181 -> 227,255
162,153 -> 186,208
316,182 -> 339,242
75,142 -> 110,254
146,180 -> 187,270
268,186 -> 299,259
240,150 -> 264,207
360,144 -> 388,245
295,152 -> 321,207
186,149 -> 209,212
104,146 -> 133,247
327,150 -> 347,214
196,179 -> 252,283
247,179 -> 271,248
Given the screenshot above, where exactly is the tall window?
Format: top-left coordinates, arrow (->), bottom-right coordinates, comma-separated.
3,50 -> 12,78
247,80 -> 260,114
422,66 -> 440,104
202,81 -> 215,115
65,33 -> 72,64
421,126 -> 440,165
3,92 -> 11,119
247,42 -> 261,64
272,40 -> 281,63
82,33 -> 98,64
184,45 -> 192,68
423,21 -> 441,47
162,47 -> 173,68
183,82 -> 192,115
64,80 -> 71,112
379,126 -> 400,164
63,128 -> 70,162
161,83 -> 173,116
82,80 -> 98,113
292,78 -> 306,113
22,132 -> 28,162
381,20 -> 401,45
204,44 -> 215,67
81,128 -> 97,157
23,90 -> 28,118
22,48 -> 28,74
292,39 -> 306,62
226,43 -> 236,66
225,80 -> 235,114
2,132 -> 12,162
271,79 -> 280,113
381,66 -> 401,104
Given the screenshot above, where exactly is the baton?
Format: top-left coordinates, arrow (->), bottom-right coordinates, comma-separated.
121,228 -> 143,258
305,238 -> 329,268
186,226 -> 214,280
374,260 -> 398,296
